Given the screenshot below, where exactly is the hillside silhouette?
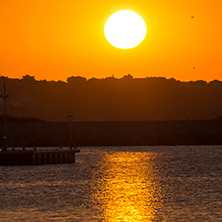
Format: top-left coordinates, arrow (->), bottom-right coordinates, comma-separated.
0,74 -> 222,121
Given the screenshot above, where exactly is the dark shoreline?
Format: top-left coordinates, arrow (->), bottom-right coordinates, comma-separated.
1,120 -> 222,147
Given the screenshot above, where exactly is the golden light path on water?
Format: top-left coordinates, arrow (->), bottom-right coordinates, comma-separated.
94,152 -> 162,221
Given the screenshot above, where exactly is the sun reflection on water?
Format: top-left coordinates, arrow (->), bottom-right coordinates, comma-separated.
94,152 -> 162,221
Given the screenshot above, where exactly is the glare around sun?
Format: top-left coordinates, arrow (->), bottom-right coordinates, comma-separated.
104,10 -> 147,49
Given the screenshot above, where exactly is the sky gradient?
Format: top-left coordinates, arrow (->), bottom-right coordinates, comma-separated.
0,0 -> 221,82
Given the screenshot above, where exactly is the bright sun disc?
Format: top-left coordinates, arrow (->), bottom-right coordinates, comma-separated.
104,10 -> 147,49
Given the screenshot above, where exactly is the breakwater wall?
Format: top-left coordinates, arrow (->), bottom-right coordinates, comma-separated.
1,120 -> 222,147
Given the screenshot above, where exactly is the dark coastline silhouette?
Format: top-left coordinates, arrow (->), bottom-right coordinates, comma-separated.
0,74 -> 222,122
0,74 -> 222,147
0,75 -> 222,146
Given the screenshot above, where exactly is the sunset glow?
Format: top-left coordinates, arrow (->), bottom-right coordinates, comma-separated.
0,0 -> 221,81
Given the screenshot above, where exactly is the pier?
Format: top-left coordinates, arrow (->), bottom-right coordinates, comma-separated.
0,148 -> 80,166
0,83 -> 80,166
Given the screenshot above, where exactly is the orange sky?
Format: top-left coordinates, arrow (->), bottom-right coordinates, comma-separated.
0,0 -> 221,82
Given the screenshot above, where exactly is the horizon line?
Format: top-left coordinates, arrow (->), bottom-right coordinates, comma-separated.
0,74 -> 221,84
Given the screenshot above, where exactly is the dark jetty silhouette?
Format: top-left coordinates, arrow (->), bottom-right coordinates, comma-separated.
0,148 -> 80,166
0,83 -> 80,166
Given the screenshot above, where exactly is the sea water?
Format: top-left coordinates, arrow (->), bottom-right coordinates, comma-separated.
0,146 -> 221,221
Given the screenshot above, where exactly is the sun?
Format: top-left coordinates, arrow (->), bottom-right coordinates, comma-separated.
104,10 -> 147,49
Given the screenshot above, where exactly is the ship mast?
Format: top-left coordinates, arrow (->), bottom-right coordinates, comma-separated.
0,83 -> 8,151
